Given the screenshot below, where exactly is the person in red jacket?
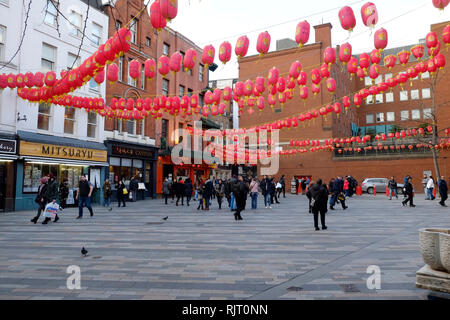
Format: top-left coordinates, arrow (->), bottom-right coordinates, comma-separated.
343,177 -> 350,197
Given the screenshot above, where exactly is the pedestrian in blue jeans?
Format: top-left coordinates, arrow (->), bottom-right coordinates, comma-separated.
249,178 -> 259,210
76,175 -> 94,219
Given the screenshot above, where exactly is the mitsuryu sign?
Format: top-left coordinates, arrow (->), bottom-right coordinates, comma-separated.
171,121 -> 279,176
20,141 -> 108,162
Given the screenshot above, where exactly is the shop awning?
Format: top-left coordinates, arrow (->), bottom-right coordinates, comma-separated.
21,156 -> 109,167
0,154 -> 19,160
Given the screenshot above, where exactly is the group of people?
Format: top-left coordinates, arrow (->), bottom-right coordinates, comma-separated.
421,174 -> 448,207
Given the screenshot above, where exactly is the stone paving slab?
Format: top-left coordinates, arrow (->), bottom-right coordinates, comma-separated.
0,194 -> 449,300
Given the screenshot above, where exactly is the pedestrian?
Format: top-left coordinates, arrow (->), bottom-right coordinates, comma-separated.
116,180 -> 127,208
306,180 -> 316,214
309,179 -> 328,231
422,174 -> 430,199
337,192 -> 348,210
427,175 -> 435,200
295,178 -> 300,195
193,180 -> 199,201
102,179 -> 113,210
197,185 -> 204,210
269,178 -> 278,205
59,178 -> 69,209
203,177 -> 214,211
388,176 -> 398,200
45,173 -> 59,205
343,178 -> 349,197
280,175 -> 286,198
176,177 -> 185,206
330,177 -> 343,210
76,174 -> 94,218
438,176 -> 448,207
229,176 -> 237,211
129,176 -> 139,202
215,179 -> 225,209
30,177 -> 48,224
249,177 -> 259,210
171,178 -> 176,202
276,180 -> 283,199
41,199 -> 63,225
232,175 -> 249,221
260,176 -> 271,209
163,178 -> 171,205
184,178 -> 193,207
402,177 -> 416,207
224,178 -> 232,208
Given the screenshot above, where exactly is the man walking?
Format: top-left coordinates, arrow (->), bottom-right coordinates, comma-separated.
163,178 -> 171,205
76,174 -> 94,219
232,176 -> 249,221
427,175 -> 436,201
280,175 -> 286,198
423,174 -> 430,199
309,179 -> 328,231
204,178 -> 214,211
388,176 -> 398,200
402,177 -> 416,207
438,176 -> 448,207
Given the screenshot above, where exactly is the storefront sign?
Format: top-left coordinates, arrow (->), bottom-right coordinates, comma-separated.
112,145 -> 155,160
20,141 -> 107,162
0,139 -> 17,154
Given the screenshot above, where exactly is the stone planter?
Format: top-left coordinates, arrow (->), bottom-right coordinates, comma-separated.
439,232 -> 450,273
419,228 -> 449,272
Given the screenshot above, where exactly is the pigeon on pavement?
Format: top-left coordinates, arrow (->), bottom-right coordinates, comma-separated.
81,247 -> 88,257
162,216 -> 168,221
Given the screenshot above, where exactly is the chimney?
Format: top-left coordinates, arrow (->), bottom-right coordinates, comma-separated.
314,23 -> 333,48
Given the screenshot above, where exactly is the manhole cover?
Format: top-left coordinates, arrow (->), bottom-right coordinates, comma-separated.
340,284 -> 360,293
92,256 -> 102,259
146,222 -> 164,225
287,286 -> 303,292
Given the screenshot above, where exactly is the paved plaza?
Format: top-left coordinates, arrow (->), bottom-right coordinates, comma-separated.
0,193 -> 449,300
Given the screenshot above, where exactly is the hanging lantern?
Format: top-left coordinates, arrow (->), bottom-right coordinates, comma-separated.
343,96 -> 351,110
94,68 -> 105,84
361,2 -> 378,29
24,72 -> 34,88
256,31 -> 271,56
324,47 -> 336,67
384,55 -> 397,70
268,67 -> 279,86
235,36 -> 249,60
183,48 -> 197,72
326,78 -> 336,94
289,61 -> 302,81
311,68 -> 321,84
411,45 -> 425,60
435,53 -> 446,69
333,102 -> 342,115
34,72 -> 45,87
169,52 -> 182,74
339,6 -> 356,32
339,43 -> 352,66
299,86 -> 309,102
320,63 -> 330,79
370,49 -> 381,65
160,0 -> 178,22
129,59 -> 141,80
295,21 -> 310,47
357,67 -> 366,80
347,57 -> 358,76
353,94 -> 362,107
255,77 -> 265,94
297,71 -> 307,87
427,58 -> 438,74
223,87 -> 232,101
374,28 -> 388,52
107,63 -> 119,83
201,45 -> 215,69
158,56 -> 170,77
126,98 -> 134,111
426,32 -> 438,48
219,41 -> 232,64
312,83 -> 321,95
257,96 -> 265,111
359,53 -> 370,71
190,94 -> 199,108
369,64 -> 380,83
429,42 -> 441,57
150,1 -> 167,31
443,25 -> 450,48
433,0 -> 450,10
398,51 -> 410,66
44,71 -> 57,87
145,59 -> 156,80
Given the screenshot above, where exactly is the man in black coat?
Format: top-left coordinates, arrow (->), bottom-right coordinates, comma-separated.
232,176 -> 249,221
175,178 -> 184,206
184,178 -> 193,207
438,176 -> 448,207
203,178 -> 214,211
280,175 -> 286,198
309,179 -> 328,231
402,177 -> 416,207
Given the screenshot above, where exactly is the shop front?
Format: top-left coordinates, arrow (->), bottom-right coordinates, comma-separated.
16,131 -> 109,211
105,140 -> 158,201
0,134 -> 18,212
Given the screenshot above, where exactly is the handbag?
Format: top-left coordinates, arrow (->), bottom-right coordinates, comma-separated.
123,188 -> 128,195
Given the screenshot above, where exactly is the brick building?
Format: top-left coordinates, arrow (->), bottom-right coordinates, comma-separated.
104,0 -> 212,197
239,21 -> 450,193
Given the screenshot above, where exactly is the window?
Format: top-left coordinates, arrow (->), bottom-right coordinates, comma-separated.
41,43 -> 56,71
89,78 -> 99,91
118,56 -> 123,82
44,0 -> 58,27
0,25 -> 5,61
376,113 -> 384,123
146,37 -> 151,47
187,88 -> 193,97
375,94 -> 383,104
411,89 -> 419,100
386,112 -> 395,122
163,43 -> 170,56
126,120 -> 136,135
162,79 -> 169,96
422,88 -> 431,99
64,107 -> 76,134
127,59 -> 136,86
366,95 -> 373,104
130,19 -> 138,44
69,10 -> 82,37
91,23 -> 102,46
400,91 -> 408,101
384,73 -> 392,81
180,51 -> 185,72
38,103 -> 51,131
161,119 -> 168,140
67,53 -> 80,70
199,94 -> 204,107
412,109 -> 421,120
366,114 -> 374,124
115,20 -> 122,30
179,85 -> 185,98
422,71 -> 430,79
423,108 -> 433,119
87,112 -> 97,138
364,77 -> 372,86
386,92 -> 394,103
141,64 -> 145,90
401,110 -> 409,121
375,75 -> 382,85
199,64 -> 204,82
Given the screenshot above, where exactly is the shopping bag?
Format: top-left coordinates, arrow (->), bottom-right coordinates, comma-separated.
129,191 -> 133,200
123,188 -> 128,195
43,202 -> 60,219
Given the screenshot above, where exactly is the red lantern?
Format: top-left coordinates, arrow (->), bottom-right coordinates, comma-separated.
190,94 -> 199,108
235,36 -> 249,59
411,45 -> 425,60
256,31 -> 271,56
320,63 -> 330,79
427,58 -> 438,74
353,94 -> 362,107
126,98 -> 134,111
268,67 -> 279,86
343,96 -> 351,109
145,59 -> 156,80
357,67 -> 366,80
370,49 -> 381,65
255,77 -> 265,93
183,49 -> 197,72
44,71 -> 57,87
158,56 -> 170,77
295,21 -> 310,47
311,68 -> 321,84
107,63 -> 119,83
326,78 -> 336,94
435,54 -> 446,69
333,102 -> 342,115
257,96 -> 265,111
369,64 -> 380,82
297,71 -> 307,87
339,43 -> 352,66
426,31 -> 438,48
347,57 -> 358,75
384,55 -> 397,70
339,6 -> 356,32
289,61 -> 302,81
169,52 -> 182,74
312,83 -> 321,95
443,25 -> 450,47
219,41 -> 232,64
433,0 -> 450,10
359,53 -> 370,71
150,1 -> 167,31
94,68 -> 105,84
129,59 -> 141,80
34,72 -> 44,87
429,41 -> 441,57
398,51 -> 410,66
374,28 -> 388,52
160,0 -> 178,21
300,86 -> 309,101
361,2 -> 378,28
201,45 -> 215,69
324,47 -> 336,67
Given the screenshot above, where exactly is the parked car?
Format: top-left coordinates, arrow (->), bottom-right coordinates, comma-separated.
361,178 -> 404,195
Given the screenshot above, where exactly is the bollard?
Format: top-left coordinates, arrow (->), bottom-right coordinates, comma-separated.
356,186 -> 362,196
373,186 -> 377,197
386,187 -> 390,197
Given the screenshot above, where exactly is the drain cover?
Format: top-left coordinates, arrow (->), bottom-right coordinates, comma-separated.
146,222 -> 164,225
287,286 -> 303,292
92,256 -> 102,259
340,284 -> 360,293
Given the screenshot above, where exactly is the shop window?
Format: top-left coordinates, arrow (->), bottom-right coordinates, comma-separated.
412,109 -> 421,120
0,25 -> 5,61
121,158 -> 132,187
401,110 -> 409,121
91,23 -> 102,46
162,79 -> 169,96
423,108 -> 433,119
41,43 -> 56,71
87,112 -> 97,138
64,107 -> 76,134
422,88 -> 431,99
386,112 -> 395,122
44,0 -> 58,27
366,114 -> 374,124
411,89 -> 419,100
69,10 -> 82,38
400,91 -> 408,101
38,103 -> 51,131
386,92 -> 394,103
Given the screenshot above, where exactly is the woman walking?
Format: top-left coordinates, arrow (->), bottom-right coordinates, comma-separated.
30,177 -> 48,224
102,179 -> 113,210
427,175 -> 436,200
163,178 -> 171,205
249,178 -> 259,210
117,180 -> 127,207
215,179 -> 225,210
59,178 -> 69,209
184,178 -> 193,207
